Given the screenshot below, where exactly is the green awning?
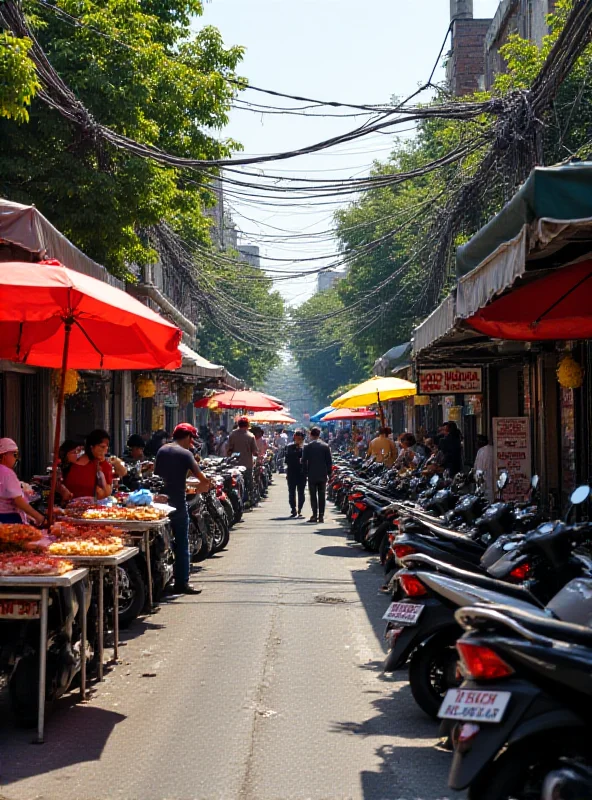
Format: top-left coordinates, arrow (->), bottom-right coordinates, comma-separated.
457,162 -> 592,277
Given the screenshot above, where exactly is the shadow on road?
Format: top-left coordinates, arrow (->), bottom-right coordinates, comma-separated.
316,545 -> 369,558
0,703 -> 125,786
360,742 -> 452,800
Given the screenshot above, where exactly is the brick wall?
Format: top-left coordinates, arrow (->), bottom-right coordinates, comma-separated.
447,18 -> 491,97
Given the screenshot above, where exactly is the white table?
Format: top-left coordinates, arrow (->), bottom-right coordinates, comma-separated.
0,568 -> 89,743
61,518 -> 170,610
66,547 -> 139,681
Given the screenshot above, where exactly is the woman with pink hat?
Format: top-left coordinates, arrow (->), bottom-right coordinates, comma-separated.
0,438 -> 45,526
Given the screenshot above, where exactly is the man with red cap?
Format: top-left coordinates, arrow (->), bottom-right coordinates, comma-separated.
155,423 -> 211,594
228,417 -> 258,507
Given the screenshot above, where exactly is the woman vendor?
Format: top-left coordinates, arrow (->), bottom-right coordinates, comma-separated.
0,438 -> 45,525
60,429 -> 119,501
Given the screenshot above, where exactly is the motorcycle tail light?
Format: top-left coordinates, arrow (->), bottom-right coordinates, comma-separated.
334,482 -> 342,490
398,573 -> 428,597
354,502 -> 367,510
456,641 -> 514,680
510,562 -> 531,580
388,533 -> 396,543
393,544 -> 416,559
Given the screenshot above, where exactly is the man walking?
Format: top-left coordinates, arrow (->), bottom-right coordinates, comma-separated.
155,423 -> 211,594
285,430 -> 306,518
228,416 -> 258,506
302,426 -> 332,523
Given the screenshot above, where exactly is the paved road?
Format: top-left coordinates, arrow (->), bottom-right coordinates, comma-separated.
0,483 -> 452,800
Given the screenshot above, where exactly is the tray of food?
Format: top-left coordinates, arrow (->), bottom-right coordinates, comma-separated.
0,553 -> 75,577
66,505 -> 168,522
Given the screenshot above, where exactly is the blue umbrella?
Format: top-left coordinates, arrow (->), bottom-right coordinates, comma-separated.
310,405 -> 334,423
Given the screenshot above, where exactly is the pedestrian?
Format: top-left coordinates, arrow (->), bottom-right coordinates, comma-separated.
215,427 -> 229,457
367,427 -> 397,467
302,426 -> 333,524
62,428 -> 119,500
473,434 -> 495,501
394,433 -> 420,471
439,421 -> 463,476
285,430 -> 306,518
155,423 -> 211,594
227,416 -> 258,506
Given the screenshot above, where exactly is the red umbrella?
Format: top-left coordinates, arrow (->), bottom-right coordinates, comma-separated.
0,260 -> 182,522
467,259 -> 592,341
322,408 -> 377,421
194,389 -> 282,412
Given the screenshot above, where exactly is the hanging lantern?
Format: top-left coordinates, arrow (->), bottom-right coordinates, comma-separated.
52,369 -> 79,396
414,395 -> 430,406
136,377 -> 156,398
557,354 -> 583,389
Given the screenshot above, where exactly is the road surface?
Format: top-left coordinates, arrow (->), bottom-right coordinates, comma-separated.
0,482 -> 452,800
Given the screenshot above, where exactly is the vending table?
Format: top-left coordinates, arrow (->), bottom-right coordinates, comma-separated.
66,546 -> 139,681
0,568 -> 89,743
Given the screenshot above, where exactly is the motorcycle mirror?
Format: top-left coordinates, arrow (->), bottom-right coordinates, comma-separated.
430,474 -> 439,487
570,485 -> 591,505
232,452 -> 241,458
531,475 -> 539,490
497,471 -> 509,490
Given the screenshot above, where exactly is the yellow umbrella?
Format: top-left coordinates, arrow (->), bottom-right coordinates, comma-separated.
332,376 -> 416,424
249,409 -> 297,425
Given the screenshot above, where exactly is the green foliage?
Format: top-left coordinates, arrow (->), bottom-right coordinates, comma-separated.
290,289 -> 365,407
0,33 -> 39,123
196,262 -> 285,386
0,0 -> 244,278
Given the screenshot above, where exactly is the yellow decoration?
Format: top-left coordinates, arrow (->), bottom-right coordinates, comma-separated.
52,369 -> 79,396
207,396 -> 220,411
136,377 -> 156,398
151,406 -> 165,431
179,385 -> 194,406
557,354 -> 583,389
414,395 -> 430,406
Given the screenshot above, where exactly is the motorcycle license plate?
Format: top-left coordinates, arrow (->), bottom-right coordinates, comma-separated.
0,599 -> 40,619
438,688 -> 511,723
382,601 -> 424,625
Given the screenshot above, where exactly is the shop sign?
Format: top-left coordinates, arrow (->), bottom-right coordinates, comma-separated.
493,417 -> 531,501
163,393 -> 178,408
418,367 -> 482,395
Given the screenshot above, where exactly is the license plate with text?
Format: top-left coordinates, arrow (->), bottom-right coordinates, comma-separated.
438,688 -> 511,723
0,600 -> 40,619
382,602 -> 424,625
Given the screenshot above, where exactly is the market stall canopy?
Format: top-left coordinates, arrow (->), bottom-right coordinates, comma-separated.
414,162 -> 592,358
332,376 -> 416,409
194,389 -> 282,411
249,410 -> 296,425
322,408 -> 376,421
372,342 -> 411,376
0,199 -> 124,289
310,406 -> 334,422
178,342 -> 226,380
0,260 -> 182,370
262,393 -> 285,406
467,258 -> 592,340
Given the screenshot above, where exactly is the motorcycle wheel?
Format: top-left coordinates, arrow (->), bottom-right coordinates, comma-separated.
379,532 -> 391,565
195,515 -> 215,562
118,561 -> 146,628
466,740 -> 568,800
10,654 -> 40,726
229,494 -> 243,524
221,498 -> 235,529
408,629 -> 461,719
212,517 -> 230,552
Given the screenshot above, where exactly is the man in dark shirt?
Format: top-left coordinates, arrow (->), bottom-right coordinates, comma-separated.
155,423 -> 211,594
284,430 -> 306,518
302,426 -> 333,523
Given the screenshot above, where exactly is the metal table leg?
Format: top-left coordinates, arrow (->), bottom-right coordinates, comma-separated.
36,588 -> 49,744
80,579 -> 87,701
144,531 -> 153,610
98,565 -> 104,681
112,564 -> 119,662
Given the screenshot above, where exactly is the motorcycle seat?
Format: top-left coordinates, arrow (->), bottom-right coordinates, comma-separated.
459,603 -> 592,648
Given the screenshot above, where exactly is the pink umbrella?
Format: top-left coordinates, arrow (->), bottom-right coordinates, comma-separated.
322,408 -> 377,421
194,389 -> 282,412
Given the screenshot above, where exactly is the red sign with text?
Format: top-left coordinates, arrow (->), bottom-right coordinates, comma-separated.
418,367 -> 482,395
493,417 -> 531,501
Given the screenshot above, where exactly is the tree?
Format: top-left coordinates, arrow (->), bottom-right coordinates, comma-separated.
0,32 -> 39,123
0,0 -> 244,278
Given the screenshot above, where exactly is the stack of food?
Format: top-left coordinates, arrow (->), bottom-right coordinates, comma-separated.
0,553 -> 74,576
69,505 -> 167,522
49,522 -> 125,556
0,523 -> 47,552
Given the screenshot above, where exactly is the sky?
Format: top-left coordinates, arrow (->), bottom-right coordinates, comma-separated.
197,0 -> 501,305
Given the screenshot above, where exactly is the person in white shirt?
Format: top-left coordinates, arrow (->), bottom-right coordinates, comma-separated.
473,434 -> 495,501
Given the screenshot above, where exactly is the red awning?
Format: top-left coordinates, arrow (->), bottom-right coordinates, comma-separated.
467,259 -> 592,341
